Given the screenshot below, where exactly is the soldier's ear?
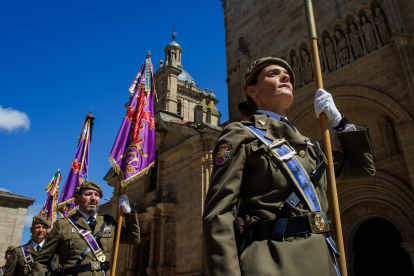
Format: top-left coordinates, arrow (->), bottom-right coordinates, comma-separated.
246,86 -> 258,98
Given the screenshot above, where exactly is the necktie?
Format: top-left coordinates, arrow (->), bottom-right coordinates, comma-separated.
88,216 -> 97,232
36,245 -> 41,252
280,117 -> 296,132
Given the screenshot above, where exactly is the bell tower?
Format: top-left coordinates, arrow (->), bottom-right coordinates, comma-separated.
164,35 -> 183,68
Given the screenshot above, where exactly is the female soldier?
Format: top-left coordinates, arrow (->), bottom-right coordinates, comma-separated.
202,57 -> 375,276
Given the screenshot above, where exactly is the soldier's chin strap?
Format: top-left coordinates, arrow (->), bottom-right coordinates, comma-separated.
72,215 -> 109,275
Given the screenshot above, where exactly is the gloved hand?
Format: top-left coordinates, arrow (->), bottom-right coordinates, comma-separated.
314,88 -> 342,128
119,194 -> 131,213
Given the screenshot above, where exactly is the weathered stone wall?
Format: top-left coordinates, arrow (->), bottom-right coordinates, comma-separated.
0,194 -> 34,267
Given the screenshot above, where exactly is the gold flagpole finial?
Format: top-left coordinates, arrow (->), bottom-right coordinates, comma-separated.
147,50 -> 151,57
88,109 -> 92,115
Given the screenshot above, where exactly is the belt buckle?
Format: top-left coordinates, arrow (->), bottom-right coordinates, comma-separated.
91,261 -> 101,271
308,212 -> 330,234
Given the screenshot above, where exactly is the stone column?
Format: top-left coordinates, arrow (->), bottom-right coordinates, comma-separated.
367,12 -> 383,48
355,19 -> 368,56
394,35 -> 414,109
382,0 -> 405,34
396,121 -> 414,191
346,251 -> 356,276
159,216 -> 168,266
401,239 -> 414,270
331,35 -> 341,69
344,28 -> 355,62
149,220 -> 156,267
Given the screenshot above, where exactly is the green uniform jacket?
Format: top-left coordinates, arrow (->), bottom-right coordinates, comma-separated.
32,211 -> 140,276
4,241 -> 38,276
202,113 -> 375,276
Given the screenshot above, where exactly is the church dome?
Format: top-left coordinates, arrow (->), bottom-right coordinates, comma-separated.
167,40 -> 181,48
178,68 -> 196,85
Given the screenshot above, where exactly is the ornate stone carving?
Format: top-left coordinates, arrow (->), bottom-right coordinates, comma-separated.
170,49 -> 176,61
324,37 -> 337,72
375,8 -> 391,45
335,31 -> 350,66
319,47 -> 325,73
292,55 -> 302,89
236,37 -> 250,58
301,51 -> 314,84
382,117 -> 398,156
349,24 -> 364,59
362,16 -> 377,53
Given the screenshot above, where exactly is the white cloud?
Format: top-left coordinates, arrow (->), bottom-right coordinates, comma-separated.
24,204 -> 43,227
0,188 -> 10,192
0,106 -> 30,132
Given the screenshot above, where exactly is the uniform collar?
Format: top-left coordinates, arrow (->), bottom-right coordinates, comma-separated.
30,239 -> 44,249
257,110 -> 287,121
250,113 -> 308,145
78,210 -> 97,221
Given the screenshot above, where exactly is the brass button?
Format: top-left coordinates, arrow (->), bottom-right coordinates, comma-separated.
268,151 -> 273,156
312,198 -> 316,202
298,150 -> 306,158
290,200 -> 294,204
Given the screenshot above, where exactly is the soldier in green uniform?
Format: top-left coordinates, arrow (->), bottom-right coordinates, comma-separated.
32,180 -> 140,276
1,246 -> 15,276
5,215 -> 49,276
202,57 -> 375,275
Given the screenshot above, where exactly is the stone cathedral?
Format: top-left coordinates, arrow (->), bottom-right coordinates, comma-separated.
100,0 -> 414,275
100,35 -> 222,276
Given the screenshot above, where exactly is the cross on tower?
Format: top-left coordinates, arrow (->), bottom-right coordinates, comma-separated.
171,25 -> 177,36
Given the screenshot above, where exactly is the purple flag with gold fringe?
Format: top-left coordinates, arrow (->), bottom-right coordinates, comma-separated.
109,52 -> 156,187
39,169 -> 61,231
58,111 -> 94,217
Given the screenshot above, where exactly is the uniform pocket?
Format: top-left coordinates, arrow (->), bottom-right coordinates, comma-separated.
61,234 -> 78,256
101,234 -> 113,252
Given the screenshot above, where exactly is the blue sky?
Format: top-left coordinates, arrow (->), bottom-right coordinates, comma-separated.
0,0 -> 227,244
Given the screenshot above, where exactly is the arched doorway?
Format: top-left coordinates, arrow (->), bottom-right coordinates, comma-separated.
353,218 -> 414,275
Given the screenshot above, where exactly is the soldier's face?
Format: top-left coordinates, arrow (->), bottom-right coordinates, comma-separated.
76,189 -> 100,214
30,224 -> 47,242
246,64 -> 293,114
5,252 -> 12,263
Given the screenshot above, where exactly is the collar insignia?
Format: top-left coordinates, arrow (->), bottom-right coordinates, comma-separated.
258,119 -> 266,126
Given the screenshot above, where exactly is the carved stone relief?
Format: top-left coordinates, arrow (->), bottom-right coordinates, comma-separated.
349,24 -> 364,59
375,8 -> 391,45
381,117 -> 398,156
325,37 -> 337,72
301,51 -> 314,84
292,55 -> 302,89
278,2 -> 392,90
362,16 -> 377,53
335,31 -> 350,66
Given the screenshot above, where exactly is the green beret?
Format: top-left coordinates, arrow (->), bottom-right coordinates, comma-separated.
77,180 -> 103,198
5,246 -> 15,254
32,215 -> 50,227
244,57 -> 295,90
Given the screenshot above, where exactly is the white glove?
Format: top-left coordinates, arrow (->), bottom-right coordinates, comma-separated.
119,194 -> 131,213
314,88 -> 342,128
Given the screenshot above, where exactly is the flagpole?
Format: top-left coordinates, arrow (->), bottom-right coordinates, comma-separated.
303,1 -> 348,275
111,186 -> 126,276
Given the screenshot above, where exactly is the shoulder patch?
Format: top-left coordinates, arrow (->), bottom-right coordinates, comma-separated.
216,144 -> 231,165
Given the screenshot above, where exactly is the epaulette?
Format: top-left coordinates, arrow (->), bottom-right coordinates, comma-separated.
240,121 -> 253,126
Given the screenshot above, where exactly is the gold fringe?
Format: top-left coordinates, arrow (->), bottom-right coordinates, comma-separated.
121,161 -> 155,188
57,197 -> 75,210
109,155 -> 125,177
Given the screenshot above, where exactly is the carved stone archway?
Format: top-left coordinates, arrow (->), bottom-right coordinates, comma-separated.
289,86 -> 412,126
338,171 -> 414,275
